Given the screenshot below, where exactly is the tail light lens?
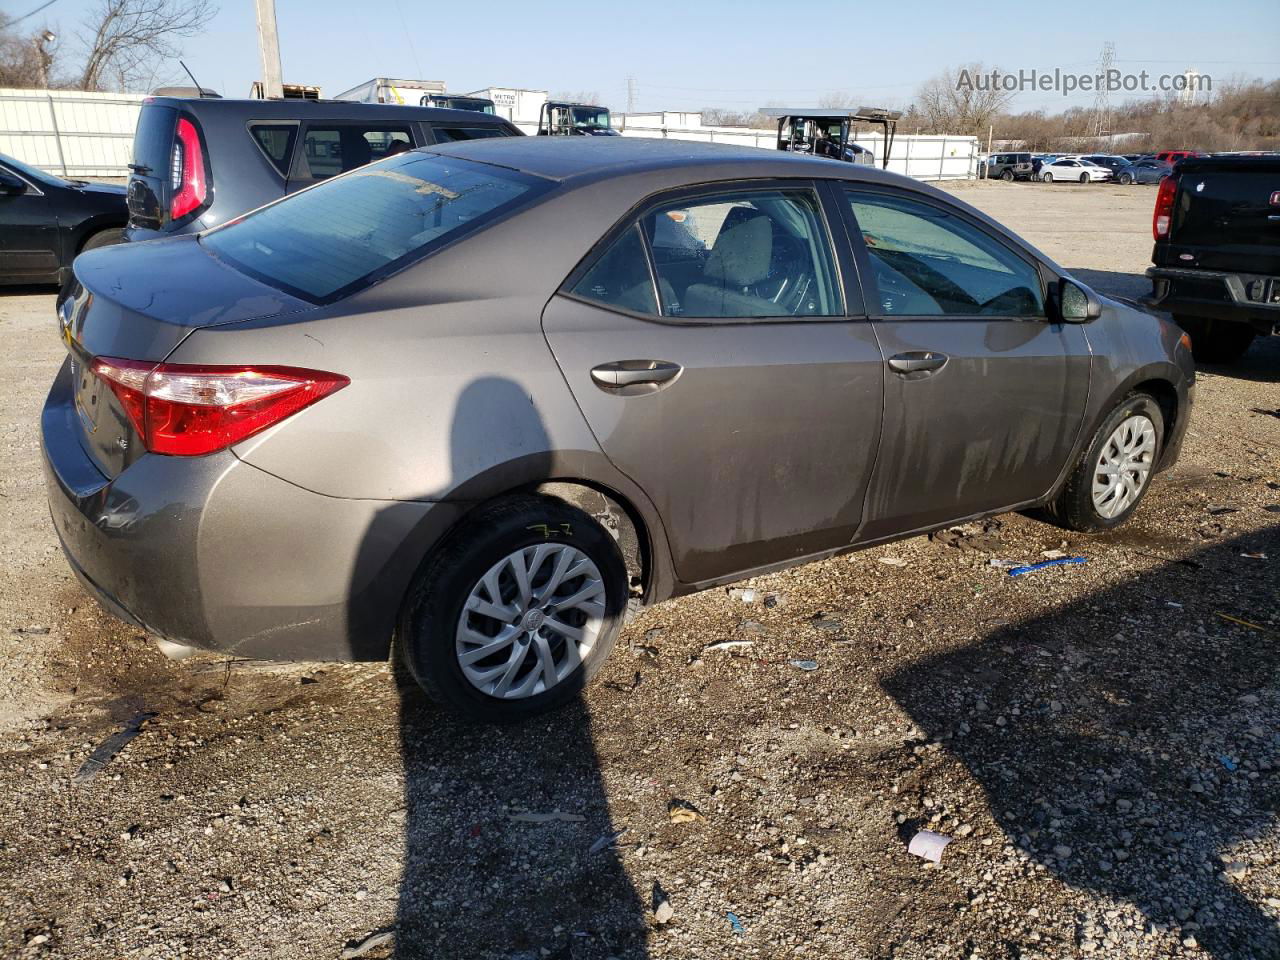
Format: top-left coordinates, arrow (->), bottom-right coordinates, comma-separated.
90,358 -> 348,456
170,117 -> 208,221
1153,175 -> 1176,240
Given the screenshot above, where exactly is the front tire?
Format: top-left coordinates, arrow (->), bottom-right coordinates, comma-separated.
1042,172 -> 1054,183
1173,315 -> 1256,364
1118,172 -> 1133,185
1050,394 -> 1164,532
398,495 -> 629,722
1080,173 -> 1090,183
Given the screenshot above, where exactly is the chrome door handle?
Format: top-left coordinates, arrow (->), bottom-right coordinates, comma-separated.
590,360 -> 682,387
887,351 -> 948,375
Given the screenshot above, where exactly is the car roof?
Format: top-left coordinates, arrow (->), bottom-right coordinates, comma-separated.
144,96 -> 511,124
423,136 -> 907,186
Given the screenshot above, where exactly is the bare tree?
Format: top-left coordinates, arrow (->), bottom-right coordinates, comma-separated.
0,16 -> 59,87
552,90 -> 603,106
817,91 -> 860,109
76,0 -> 215,91
915,63 -> 1014,137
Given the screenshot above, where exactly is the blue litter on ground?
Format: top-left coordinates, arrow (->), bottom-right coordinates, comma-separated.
1221,755 -> 1238,772
727,912 -> 745,935
1008,557 -> 1088,577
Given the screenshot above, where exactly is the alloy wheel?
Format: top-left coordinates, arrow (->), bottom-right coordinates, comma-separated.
1092,415 -> 1156,519
455,543 -> 606,699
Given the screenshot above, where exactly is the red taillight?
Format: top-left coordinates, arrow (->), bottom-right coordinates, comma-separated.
90,358 -> 348,456
170,117 -> 207,221
1153,175 -> 1177,240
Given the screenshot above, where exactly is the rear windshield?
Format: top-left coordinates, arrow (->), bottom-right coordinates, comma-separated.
201,152 -> 546,302
133,104 -> 176,172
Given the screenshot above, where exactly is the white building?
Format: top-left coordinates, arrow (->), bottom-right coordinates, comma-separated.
332,78 -> 446,105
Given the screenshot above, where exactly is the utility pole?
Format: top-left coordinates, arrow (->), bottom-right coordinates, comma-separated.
626,76 -> 637,114
254,0 -> 284,99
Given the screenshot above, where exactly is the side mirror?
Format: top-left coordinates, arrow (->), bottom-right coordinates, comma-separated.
1059,278 -> 1102,323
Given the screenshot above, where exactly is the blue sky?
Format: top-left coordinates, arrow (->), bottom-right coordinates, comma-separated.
22,0 -> 1280,113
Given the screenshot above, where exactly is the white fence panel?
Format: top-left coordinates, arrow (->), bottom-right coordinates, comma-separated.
0,88 -> 146,177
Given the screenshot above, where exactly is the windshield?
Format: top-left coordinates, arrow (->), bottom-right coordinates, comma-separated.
0,153 -> 67,189
202,153 -> 547,302
571,107 -> 610,128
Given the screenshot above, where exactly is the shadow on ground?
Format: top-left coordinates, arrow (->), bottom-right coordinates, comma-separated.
884,525 -> 1280,959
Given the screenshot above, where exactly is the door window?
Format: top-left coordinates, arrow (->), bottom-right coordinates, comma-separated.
845,189 -> 1045,318
296,126 -> 413,180
430,125 -> 512,143
642,188 -> 841,318
569,224 -> 658,315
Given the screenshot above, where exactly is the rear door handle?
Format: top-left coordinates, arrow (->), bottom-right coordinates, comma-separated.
887,351 -> 948,375
590,360 -> 682,388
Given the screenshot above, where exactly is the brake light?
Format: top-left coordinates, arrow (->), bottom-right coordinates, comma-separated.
170,117 -> 207,220
1153,175 -> 1176,240
90,358 -> 348,456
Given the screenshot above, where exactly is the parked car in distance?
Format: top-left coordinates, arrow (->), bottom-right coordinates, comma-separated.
124,97 -> 522,242
985,151 -> 1034,181
1039,157 -> 1113,182
0,152 -> 126,285
1154,150 -> 1204,165
1147,153 -> 1280,363
1082,155 -> 1132,174
45,138 -> 1194,720
1115,158 -> 1169,185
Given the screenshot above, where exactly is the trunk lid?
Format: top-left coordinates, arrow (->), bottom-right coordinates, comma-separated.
62,235 -> 312,478
1164,156 -> 1280,273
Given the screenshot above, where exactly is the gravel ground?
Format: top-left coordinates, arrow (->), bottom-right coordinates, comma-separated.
0,182 -> 1277,960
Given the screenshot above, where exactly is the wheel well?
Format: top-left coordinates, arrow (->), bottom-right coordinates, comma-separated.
532,482 -> 650,603
76,223 -> 125,255
1133,379 -> 1178,446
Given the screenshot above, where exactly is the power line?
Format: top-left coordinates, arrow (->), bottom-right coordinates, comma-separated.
5,0 -> 58,25
626,76 -> 637,113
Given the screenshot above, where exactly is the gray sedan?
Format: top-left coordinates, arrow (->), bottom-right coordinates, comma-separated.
43,138 -> 1194,720
1116,158 -> 1171,185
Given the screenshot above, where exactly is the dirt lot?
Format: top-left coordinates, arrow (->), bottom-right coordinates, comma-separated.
1,181 -> 1277,960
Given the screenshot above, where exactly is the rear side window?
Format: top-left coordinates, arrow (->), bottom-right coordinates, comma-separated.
296,126 -> 413,180
431,126 -> 513,143
570,225 -> 657,315
132,105 -> 176,171
250,123 -> 298,176
202,153 -> 545,302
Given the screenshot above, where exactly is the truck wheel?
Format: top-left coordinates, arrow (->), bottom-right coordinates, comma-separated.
1001,169 -> 1014,182
1174,315 -> 1256,364
397,494 -> 628,722
1049,393 -> 1164,533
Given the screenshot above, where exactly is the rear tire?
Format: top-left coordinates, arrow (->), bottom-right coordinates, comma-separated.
1118,172 -> 1133,185
397,494 -> 628,722
1080,173 -> 1090,183
1050,393 -> 1164,533
79,228 -> 123,254
1001,169 -> 1014,182
1174,315 -> 1256,364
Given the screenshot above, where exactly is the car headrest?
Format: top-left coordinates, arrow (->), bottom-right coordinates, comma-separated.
704,215 -> 772,287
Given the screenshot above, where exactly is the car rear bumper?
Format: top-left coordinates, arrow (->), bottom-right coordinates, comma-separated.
42,357 -> 464,661
1145,267 -> 1280,334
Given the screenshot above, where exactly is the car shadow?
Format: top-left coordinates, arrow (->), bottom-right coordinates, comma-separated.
882,525 -> 1280,959
0,282 -> 60,296
352,377 -> 646,959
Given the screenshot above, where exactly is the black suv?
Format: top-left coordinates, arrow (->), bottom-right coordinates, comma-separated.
125,97 -> 521,241
984,152 -> 1033,181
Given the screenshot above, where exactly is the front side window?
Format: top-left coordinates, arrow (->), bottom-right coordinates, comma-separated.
297,126 -> 412,180
845,189 -> 1045,318
203,153 -> 545,302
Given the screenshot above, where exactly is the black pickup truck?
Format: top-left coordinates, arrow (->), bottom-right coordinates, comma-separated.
1146,154 -> 1280,363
